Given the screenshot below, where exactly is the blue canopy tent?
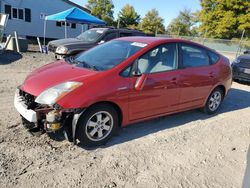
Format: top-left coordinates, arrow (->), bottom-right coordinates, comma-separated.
44,7 -> 106,45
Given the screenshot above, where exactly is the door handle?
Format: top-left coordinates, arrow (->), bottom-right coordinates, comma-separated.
170,77 -> 178,84
153,85 -> 166,89
209,72 -> 215,78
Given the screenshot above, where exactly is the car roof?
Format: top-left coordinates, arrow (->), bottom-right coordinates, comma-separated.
90,27 -> 143,33
115,36 -> 192,44
115,36 -> 219,53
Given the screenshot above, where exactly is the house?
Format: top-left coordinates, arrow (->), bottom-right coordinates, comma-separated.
0,0 -> 90,39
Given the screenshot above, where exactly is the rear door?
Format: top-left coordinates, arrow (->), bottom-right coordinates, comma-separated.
178,43 -> 216,109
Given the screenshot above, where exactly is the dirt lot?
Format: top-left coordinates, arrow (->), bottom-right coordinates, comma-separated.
0,50 -> 249,188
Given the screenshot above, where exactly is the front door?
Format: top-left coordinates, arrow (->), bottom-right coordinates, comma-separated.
128,43 -> 181,121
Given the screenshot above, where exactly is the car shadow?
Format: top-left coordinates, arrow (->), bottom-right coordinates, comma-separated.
49,87 -> 250,149
233,80 -> 250,86
0,50 -> 23,65
97,87 -> 250,149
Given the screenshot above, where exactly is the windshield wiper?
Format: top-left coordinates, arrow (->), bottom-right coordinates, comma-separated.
66,57 -> 99,71
81,61 -> 99,71
72,59 -> 99,71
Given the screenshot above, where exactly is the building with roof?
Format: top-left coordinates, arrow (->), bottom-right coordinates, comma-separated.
0,0 -> 90,39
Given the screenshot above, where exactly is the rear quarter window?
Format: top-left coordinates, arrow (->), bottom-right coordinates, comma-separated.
208,51 -> 220,64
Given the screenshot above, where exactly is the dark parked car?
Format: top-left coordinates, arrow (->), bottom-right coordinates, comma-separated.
232,50 -> 250,82
48,27 -> 145,59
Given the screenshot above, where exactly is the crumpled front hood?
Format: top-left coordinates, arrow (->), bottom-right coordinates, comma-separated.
21,60 -> 96,96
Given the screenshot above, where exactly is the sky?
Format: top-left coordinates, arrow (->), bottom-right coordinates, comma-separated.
71,0 -> 201,26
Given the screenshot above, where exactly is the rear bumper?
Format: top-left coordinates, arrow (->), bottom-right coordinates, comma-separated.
14,89 -> 37,122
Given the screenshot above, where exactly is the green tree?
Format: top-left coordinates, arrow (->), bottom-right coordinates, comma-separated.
166,9 -> 197,36
198,0 -> 250,39
139,9 -> 165,35
117,4 -> 140,29
86,0 -> 114,25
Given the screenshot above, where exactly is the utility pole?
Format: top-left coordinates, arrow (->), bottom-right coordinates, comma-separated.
203,28 -> 208,45
177,27 -> 181,37
236,29 -> 245,58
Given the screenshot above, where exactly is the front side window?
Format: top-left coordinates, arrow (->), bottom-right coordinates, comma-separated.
137,43 -> 177,74
71,40 -> 146,71
180,44 -> 209,68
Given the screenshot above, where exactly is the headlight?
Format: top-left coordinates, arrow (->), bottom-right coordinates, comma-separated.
56,46 -> 68,54
35,81 -> 82,105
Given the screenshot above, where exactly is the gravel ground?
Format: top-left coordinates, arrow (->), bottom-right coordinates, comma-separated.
0,50 -> 249,188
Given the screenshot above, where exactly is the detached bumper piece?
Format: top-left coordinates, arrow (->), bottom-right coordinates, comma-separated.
14,88 -> 73,137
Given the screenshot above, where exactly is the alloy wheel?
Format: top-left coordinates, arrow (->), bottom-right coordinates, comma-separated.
208,91 -> 222,112
85,111 -> 114,142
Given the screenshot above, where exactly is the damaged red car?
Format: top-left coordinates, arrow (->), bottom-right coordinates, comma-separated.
14,37 -> 232,147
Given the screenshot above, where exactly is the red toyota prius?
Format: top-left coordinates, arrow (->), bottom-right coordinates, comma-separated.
14,37 -> 232,147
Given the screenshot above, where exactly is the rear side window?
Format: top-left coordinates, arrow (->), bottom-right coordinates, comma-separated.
120,32 -> 133,37
180,44 -> 210,68
208,51 -> 219,64
103,33 -> 117,41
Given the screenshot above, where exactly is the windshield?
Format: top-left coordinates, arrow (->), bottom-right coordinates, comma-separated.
70,40 -> 147,71
76,28 -> 107,42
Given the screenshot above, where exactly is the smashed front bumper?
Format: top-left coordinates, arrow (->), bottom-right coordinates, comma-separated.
14,89 -> 37,123
14,88 -> 84,143
14,88 -> 66,132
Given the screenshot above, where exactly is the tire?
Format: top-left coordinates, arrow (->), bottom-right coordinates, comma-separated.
202,88 -> 224,115
21,116 -> 35,130
76,104 -> 119,147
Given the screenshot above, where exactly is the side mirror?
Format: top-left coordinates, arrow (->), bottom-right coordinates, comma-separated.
132,70 -> 142,77
134,74 -> 146,91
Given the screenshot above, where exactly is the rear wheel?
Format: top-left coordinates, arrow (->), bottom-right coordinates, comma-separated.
76,104 -> 119,147
202,88 -> 224,114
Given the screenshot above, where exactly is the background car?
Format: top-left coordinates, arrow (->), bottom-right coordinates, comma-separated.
15,37 -> 232,147
232,50 -> 250,83
48,27 -> 145,59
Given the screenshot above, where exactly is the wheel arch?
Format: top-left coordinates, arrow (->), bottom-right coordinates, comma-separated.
215,85 -> 226,98
86,101 -> 123,127
203,84 -> 226,107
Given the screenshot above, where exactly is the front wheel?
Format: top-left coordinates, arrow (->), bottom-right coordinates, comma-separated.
202,88 -> 224,114
76,104 -> 119,147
